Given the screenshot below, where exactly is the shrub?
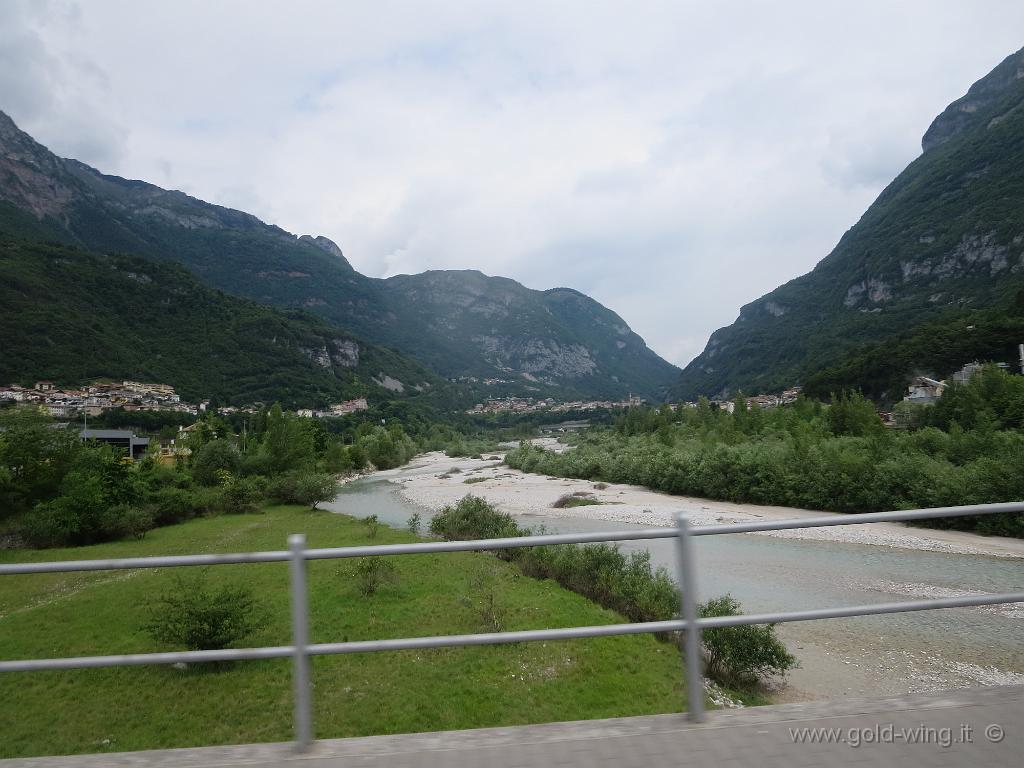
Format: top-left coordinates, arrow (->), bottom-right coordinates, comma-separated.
143,574 -> 268,653
351,556 -> 397,596
365,514 -> 380,539
469,590 -> 507,632
146,486 -> 202,526
216,473 -> 263,515
101,503 -> 155,541
698,595 -> 797,687
19,449 -> 145,547
407,512 -> 422,536
552,493 -> 603,508
190,440 -> 241,486
430,495 -> 520,540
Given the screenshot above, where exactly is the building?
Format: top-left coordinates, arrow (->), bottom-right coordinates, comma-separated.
539,420 -> 591,434
80,429 -> 151,460
904,377 -> 947,405
327,398 -> 369,416
951,362 -> 983,387
122,381 -> 178,399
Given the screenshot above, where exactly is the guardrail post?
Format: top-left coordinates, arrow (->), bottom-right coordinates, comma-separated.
289,533 -> 314,751
675,514 -> 705,723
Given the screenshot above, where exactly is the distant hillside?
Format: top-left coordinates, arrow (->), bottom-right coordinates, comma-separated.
803,294 -> 1024,404
674,46 -> 1024,400
0,112 -> 679,400
0,237 -> 441,408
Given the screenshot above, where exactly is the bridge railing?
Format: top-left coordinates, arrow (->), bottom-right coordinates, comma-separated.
2,501 -> 1023,752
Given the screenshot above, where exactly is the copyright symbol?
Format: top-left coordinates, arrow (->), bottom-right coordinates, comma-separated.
985,724 -> 1004,743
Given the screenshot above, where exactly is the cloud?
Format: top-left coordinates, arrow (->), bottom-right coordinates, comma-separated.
2,1 -> 1024,368
0,1 -> 126,167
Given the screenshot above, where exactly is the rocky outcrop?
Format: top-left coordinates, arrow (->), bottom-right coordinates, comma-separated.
922,46 -> 1024,152
330,339 -> 360,368
299,234 -> 352,269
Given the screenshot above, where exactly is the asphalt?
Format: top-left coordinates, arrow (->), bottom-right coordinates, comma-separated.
3,685 -> 1020,767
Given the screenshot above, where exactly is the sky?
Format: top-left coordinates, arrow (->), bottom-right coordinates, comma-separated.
2,1 -> 1024,368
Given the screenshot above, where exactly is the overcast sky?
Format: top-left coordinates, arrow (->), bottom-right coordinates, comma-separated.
3,1 -> 1023,367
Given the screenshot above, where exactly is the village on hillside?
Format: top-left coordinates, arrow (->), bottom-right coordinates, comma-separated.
0,380 -> 372,421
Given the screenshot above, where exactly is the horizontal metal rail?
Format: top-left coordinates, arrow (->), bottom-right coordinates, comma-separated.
690,501 -> 1024,536
3,501 -> 1022,576
1,501 -> 1021,751
2,590 -> 1021,673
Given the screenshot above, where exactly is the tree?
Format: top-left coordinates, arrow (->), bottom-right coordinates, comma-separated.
260,404 -> 315,473
698,595 -> 796,687
826,391 -> 884,437
0,409 -> 80,515
190,439 -> 241,486
19,444 -> 144,546
294,472 -> 340,509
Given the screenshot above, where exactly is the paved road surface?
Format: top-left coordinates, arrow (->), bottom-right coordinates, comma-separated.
3,685 -> 1020,767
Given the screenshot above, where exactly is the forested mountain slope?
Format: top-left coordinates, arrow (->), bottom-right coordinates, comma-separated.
0,237 -> 440,407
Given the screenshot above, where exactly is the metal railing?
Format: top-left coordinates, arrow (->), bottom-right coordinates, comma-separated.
1,501 -> 1023,752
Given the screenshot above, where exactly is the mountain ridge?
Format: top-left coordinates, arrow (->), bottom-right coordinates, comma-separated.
0,111 -> 679,400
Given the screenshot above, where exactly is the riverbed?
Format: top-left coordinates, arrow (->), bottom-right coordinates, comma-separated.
324,450 -> 1024,702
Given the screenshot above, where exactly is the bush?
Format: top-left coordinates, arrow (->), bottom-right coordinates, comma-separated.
698,595 -> 797,687
190,440 -> 241,486
365,514 -> 380,539
430,495 -> 521,540
143,574 -> 268,653
468,589 -> 507,632
101,503 -> 155,541
351,556 -> 397,596
146,486 -> 203,526
19,447 -> 144,547
552,493 -> 602,508
216,473 -> 263,515
430,495 -> 678,624
407,512 -> 422,536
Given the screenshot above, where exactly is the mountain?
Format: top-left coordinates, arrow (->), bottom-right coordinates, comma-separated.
0,236 -> 441,408
674,46 -> 1024,400
802,296 -> 1024,404
0,111 -> 679,400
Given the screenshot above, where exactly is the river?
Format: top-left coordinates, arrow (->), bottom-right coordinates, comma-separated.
324,458 -> 1024,702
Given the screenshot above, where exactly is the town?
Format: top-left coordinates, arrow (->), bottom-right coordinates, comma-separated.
0,380 -> 372,421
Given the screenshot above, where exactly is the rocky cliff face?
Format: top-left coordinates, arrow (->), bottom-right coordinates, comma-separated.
674,46 -> 1024,400
0,109 -> 678,400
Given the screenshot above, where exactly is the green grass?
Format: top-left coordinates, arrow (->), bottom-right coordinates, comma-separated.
462,477 -> 488,484
0,506 -> 685,758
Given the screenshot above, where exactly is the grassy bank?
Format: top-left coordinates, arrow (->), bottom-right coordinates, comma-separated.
0,505 -> 685,758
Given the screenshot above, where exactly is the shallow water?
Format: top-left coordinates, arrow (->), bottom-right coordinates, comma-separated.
326,477 -> 1024,699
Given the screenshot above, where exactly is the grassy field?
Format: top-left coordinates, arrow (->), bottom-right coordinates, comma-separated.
0,506 -> 685,758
